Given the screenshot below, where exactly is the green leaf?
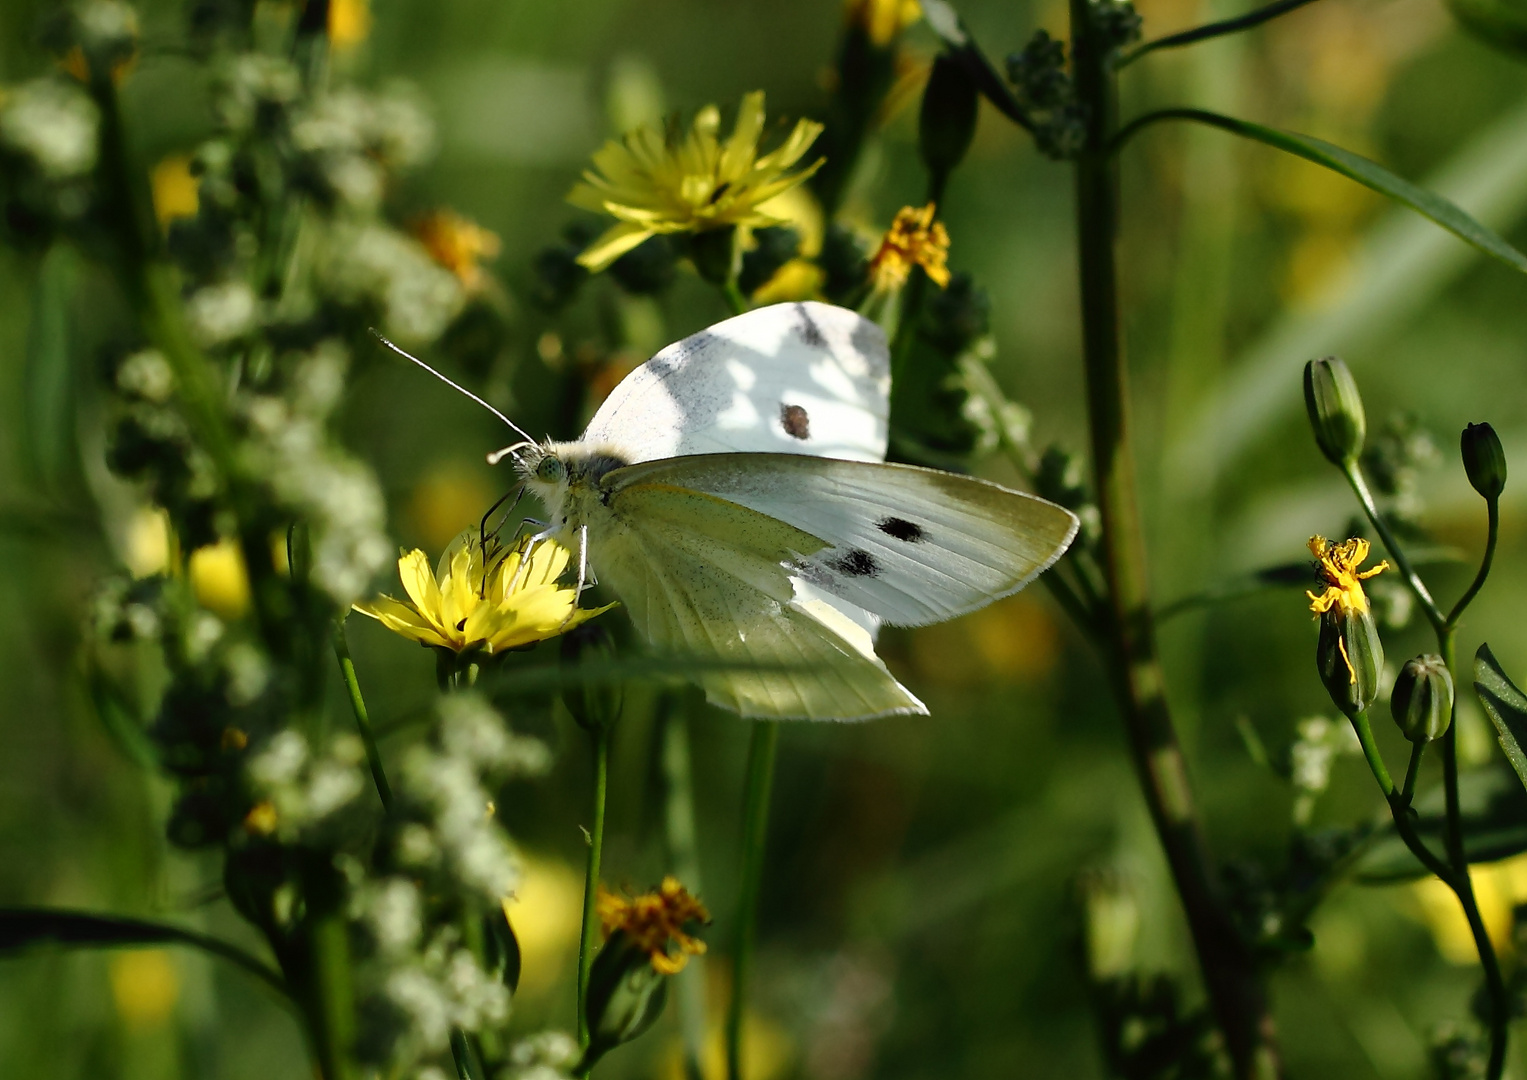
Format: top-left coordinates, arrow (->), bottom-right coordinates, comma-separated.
1115,109 -> 1527,276
0,908 -> 288,997
22,244 -> 82,494
1475,643 -> 1527,791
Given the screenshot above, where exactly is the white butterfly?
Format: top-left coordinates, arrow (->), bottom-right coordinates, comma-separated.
383,302 -> 1078,721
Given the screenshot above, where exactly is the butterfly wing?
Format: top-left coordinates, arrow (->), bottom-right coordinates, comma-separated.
579,301 -> 889,464
604,454 -> 1080,628
588,481 -> 927,720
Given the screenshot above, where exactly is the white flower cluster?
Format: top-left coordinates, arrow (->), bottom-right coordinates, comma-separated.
1289,715 -> 1362,826
382,931 -> 511,1053
290,86 -> 435,212
501,1031 -> 580,1080
246,729 -> 368,837
238,341 -> 391,607
314,221 -> 465,344
214,53 -> 301,132
0,78 -> 100,179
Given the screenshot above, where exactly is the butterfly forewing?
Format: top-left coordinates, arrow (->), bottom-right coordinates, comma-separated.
579,302 -> 890,464
605,454 -> 1080,628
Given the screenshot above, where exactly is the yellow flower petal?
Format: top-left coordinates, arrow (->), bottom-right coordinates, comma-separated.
397,549 -> 446,628
352,596 -> 453,648
577,222 -> 659,271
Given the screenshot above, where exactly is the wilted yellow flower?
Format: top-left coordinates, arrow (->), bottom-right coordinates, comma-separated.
568,91 -> 824,272
1306,535 -> 1387,617
869,203 -> 951,291
597,876 -> 709,975
354,533 -> 611,654
412,209 -> 501,291
846,0 -> 922,46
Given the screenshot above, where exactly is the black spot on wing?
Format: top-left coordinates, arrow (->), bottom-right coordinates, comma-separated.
780,403 -> 810,440
795,302 -> 826,347
828,548 -> 878,577
876,517 -> 924,542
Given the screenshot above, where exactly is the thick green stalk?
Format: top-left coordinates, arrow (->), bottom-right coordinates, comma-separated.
661,701 -> 709,1080
576,727 -> 611,1052
726,721 -> 779,1080
333,620 -> 392,811
1069,3 -> 1278,1075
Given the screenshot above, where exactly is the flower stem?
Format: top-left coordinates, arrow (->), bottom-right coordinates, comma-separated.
1069,3 -> 1279,1075
576,725 -> 611,1053
332,619 -> 391,811
1401,740 -> 1426,801
661,699 -> 709,1080
723,279 -> 749,317
726,720 -> 779,1080
1340,461 -> 1507,1078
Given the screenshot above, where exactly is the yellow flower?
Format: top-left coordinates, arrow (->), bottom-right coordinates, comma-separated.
328,0 -> 372,51
189,539 -> 251,620
353,532 -> 612,654
568,91 -> 824,272
869,203 -> 951,291
845,0 -> 922,46
151,155 -> 199,226
412,209 -> 501,292
1306,535 -> 1388,617
597,876 -> 709,976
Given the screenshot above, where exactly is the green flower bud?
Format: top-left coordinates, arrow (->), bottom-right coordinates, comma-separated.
581,931 -> 670,1070
1391,654 -> 1454,743
1461,421 -> 1507,500
1303,357 -> 1366,466
1316,605 -> 1384,718
560,623 -> 623,734
686,226 -> 740,286
919,53 -> 979,188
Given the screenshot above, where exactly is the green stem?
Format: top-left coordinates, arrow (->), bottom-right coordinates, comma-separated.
1401,740 -> 1426,801
1117,0 -> 1322,67
1341,462 -> 1445,631
1069,4 -> 1278,1075
722,279 -> 749,317
332,620 -> 391,811
1446,496 -> 1499,629
1341,463 -> 1507,1077
661,700 -> 709,1080
308,907 -> 357,1080
726,721 -> 779,1080
576,726 -> 611,1052
1348,710 -> 1396,795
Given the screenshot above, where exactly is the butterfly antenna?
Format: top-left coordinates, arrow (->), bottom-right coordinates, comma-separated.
370,329 -> 536,446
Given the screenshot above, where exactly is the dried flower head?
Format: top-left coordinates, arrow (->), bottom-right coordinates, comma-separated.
597,876 -> 709,975
412,209 -> 501,291
869,203 -> 951,291
568,91 -> 824,271
354,533 -> 612,654
1306,535 -> 1388,618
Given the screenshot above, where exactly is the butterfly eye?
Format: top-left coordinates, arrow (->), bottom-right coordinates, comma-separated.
535,456 -> 566,484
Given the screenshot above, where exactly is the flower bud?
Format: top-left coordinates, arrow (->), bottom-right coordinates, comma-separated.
919,53 -> 979,188
1391,654 -> 1454,743
560,622 -> 623,734
1461,421 -> 1507,500
580,932 -> 669,1070
1316,605 -> 1384,717
1303,357 -> 1366,466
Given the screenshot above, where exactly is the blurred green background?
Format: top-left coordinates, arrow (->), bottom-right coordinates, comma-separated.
6,0 -> 1527,1076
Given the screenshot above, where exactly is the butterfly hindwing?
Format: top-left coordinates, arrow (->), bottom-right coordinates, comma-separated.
604,454 -> 1080,628
591,479 -> 926,720
579,302 -> 890,464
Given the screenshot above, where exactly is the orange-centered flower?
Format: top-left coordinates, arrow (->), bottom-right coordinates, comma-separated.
869,203 -> 951,291
597,876 -> 709,975
1307,536 -> 1388,617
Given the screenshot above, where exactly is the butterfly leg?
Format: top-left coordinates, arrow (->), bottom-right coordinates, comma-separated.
559,524 -> 590,629
506,522 -> 562,594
